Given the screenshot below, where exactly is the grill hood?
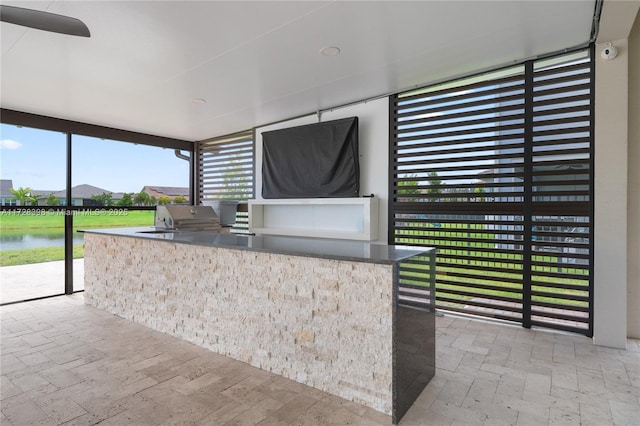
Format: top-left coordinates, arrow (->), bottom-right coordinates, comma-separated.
155,205 -> 221,232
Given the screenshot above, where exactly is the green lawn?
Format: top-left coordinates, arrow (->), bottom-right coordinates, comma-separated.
396,225 -> 590,311
0,210 -> 154,230
1,245 -> 84,267
0,210 -> 154,266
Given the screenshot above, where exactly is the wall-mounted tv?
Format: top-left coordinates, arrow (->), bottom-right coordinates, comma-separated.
261,117 -> 359,199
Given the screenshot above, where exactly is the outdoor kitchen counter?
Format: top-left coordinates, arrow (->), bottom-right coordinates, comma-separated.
81,226 -> 428,264
82,227 -> 436,424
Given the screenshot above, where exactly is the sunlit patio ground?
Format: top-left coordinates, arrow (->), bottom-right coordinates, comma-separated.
0,259 -> 84,304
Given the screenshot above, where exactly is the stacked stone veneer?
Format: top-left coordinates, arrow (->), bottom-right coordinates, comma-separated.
84,233 -> 394,414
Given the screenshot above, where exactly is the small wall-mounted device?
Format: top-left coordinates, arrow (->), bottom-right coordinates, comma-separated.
601,42 -> 618,60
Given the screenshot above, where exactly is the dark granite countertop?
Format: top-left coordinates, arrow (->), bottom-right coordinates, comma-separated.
81,227 -> 433,265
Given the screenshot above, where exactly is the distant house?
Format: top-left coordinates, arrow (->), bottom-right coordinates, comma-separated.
0,179 -> 54,206
141,186 -> 189,203
0,179 -> 17,206
1,181 -> 123,206
45,184 -> 124,206
31,188 -> 63,205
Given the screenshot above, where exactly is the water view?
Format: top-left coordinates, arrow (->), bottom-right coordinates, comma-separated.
1,231 -> 85,251
0,211 -> 155,257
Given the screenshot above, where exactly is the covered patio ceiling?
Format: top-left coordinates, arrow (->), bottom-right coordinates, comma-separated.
1,1 -> 597,141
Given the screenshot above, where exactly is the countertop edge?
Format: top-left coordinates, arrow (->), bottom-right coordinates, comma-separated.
80,227 -> 434,265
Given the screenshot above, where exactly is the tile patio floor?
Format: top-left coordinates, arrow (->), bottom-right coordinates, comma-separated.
1,294 -> 639,425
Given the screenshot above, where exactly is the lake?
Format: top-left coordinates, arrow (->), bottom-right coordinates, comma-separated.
0,232 -> 86,251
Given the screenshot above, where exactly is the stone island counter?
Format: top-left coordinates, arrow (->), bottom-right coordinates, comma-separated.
82,227 -> 436,424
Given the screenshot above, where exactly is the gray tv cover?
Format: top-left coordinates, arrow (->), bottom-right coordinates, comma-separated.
261,117 -> 359,198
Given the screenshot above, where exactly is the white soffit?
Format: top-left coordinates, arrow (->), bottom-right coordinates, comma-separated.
1,1 -> 596,141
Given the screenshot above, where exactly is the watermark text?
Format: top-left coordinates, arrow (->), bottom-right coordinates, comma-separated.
1,209 -> 133,216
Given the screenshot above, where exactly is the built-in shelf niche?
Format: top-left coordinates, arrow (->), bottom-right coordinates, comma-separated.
248,197 -> 378,241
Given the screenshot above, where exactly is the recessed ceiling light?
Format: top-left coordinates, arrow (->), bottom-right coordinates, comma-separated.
192,98 -> 206,104
320,46 -> 340,57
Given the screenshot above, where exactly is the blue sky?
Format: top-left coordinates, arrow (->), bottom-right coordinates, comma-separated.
0,124 -> 190,193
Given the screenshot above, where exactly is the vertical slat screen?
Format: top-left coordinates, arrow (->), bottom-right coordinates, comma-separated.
529,51 -> 593,332
198,130 -> 254,201
390,49 -> 593,335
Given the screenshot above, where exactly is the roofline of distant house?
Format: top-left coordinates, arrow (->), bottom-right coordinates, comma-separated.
1,181 -> 190,200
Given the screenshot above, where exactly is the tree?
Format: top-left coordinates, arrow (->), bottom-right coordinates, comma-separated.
158,196 -> 170,205
397,174 -> 421,202
133,191 -> 150,206
427,171 -> 442,195
91,192 -> 114,206
27,194 -> 42,206
116,193 -> 133,207
215,159 -> 249,199
145,195 -> 157,206
173,195 -> 187,204
45,194 -> 59,206
9,187 -> 32,206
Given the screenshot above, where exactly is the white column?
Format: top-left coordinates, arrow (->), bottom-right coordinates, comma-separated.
593,39 -> 629,348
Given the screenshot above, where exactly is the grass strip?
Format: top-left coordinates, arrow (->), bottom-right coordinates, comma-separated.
1,245 -> 84,267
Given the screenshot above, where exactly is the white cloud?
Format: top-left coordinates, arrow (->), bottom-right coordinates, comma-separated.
0,139 -> 23,150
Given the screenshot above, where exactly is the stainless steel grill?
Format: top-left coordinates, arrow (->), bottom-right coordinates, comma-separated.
155,205 -> 221,232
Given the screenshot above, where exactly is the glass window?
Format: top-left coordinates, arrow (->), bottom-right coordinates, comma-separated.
72,134 -> 190,214
0,124 -> 67,303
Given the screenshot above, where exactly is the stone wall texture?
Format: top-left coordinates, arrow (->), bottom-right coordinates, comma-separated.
83,233 -> 394,414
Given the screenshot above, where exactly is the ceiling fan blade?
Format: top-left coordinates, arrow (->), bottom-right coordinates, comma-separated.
0,5 -> 90,37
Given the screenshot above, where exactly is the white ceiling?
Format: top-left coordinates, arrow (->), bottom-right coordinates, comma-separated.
1,0 -> 596,142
